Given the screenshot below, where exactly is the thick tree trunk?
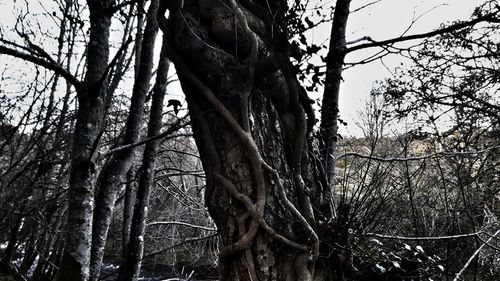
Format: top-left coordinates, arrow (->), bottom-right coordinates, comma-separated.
116,37 -> 170,281
159,0 -> 330,280
54,1 -> 114,280
89,1 -> 159,280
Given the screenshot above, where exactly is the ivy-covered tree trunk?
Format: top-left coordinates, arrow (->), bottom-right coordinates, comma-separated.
159,0 -> 340,280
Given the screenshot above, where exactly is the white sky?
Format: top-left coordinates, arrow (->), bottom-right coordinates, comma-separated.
332,0 -> 484,136
167,0 -> 487,137
0,0 -> 486,136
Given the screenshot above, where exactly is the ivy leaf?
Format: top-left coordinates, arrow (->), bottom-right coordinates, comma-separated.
305,17 -> 314,28
375,264 -> 386,274
415,245 -> 425,254
306,44 -> 321,55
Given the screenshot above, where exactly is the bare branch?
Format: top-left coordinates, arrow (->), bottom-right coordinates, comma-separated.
0,45 -> 80,87
365,231 -> 483,241
346,14 -> 500,54
350,0 -> 382,14
453,229 -> 500,281
143,233 -> 219,259
147,221 -> 217,232
105,117 -> 189,155
337,144 -> 500,162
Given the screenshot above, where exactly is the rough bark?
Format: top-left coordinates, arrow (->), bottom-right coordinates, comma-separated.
54,1 -> 114,280
159,0 -> 324,279
116,36 -> 170,281
122,168 -> 136,256
89,1 -> 159,280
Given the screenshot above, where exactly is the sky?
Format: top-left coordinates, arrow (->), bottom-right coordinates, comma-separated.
0,0 -> 486,136
163,0 -> 488,137
329,0 -> 484,136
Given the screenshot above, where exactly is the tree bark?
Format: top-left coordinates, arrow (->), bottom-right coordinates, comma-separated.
121,168 -> 136,257
89,1 -> 160,280
319,0 -> 351,200
54,1 -> 114,280
159,0 -> 326,279
116,36 -> 170,281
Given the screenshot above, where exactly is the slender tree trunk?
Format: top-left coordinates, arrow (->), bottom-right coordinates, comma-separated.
121,168 -> 136,256
0,216 -> 23,270
89,1 -> 159,280
54,1 -> 114,280
319,0 -> 351,208
117,37 -> 170,281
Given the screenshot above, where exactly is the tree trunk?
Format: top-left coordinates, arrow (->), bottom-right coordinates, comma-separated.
54,1 -> 114,280
121,168 -> 136,257
159,0 -> 334,279
89,1 -> 159,280
319,0 -> 351,198
117,36 -> 170,281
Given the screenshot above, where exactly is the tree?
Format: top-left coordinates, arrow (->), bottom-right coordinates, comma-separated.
89,0 -> 160,279
116,35 -> 171,281
158,0 -> 500,280
0,1 -> 183,280
2,0 -> 499,280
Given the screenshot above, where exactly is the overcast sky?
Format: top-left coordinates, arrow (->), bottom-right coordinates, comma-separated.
331,0 -> 484,136
0,0 -> 486,136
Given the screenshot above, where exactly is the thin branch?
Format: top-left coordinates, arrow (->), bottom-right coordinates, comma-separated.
143,233 -> 218,258
346,14 -> 500,53
105,117 -> 189,155
476,235 -> 500,251
105,0 -> 139,15
96,35 -> 134,90
0,45 -> 80,87
350,0 -> 382,14
365,231 -> 483,241
147,221 -> 217,231
337,144 -> 500,162
453,229 -> 500,281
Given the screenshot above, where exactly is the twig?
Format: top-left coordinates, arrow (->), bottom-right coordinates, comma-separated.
346,13 -> 500,53
147,221 -> 217,232
0,45 -> 80,87
453,229 -> 500,281
106,118 -> 189,155
365,231 -> 483,241
337,144 -> 500,162
143,233 -> 219,258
